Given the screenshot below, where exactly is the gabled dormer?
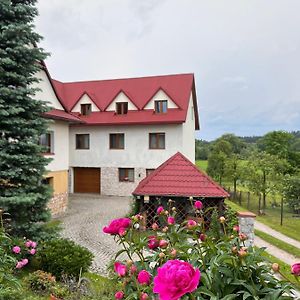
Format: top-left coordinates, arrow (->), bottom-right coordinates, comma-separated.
105,90 -> 138,114
143,88 -> 179,113
71,93 -> 100,115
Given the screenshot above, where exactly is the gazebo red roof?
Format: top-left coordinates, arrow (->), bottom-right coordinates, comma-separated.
133,152 -> 229,198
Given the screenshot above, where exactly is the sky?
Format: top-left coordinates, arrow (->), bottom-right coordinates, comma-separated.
35,0 -> 300,141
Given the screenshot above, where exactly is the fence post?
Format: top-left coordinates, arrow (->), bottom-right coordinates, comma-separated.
280,197 -> 283,226
239,191 -> 242,205
247,192 -> 250,209
258,194 -> 261,214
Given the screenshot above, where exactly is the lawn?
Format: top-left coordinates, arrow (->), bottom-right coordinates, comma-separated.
195,160 -> 208,172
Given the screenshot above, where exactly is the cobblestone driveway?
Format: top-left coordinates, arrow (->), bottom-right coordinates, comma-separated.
58,194 -> 132,275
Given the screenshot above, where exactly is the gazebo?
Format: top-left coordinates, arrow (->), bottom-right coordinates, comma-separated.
132,152 -> 229,228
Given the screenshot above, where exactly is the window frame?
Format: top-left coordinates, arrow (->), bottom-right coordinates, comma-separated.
81,104 -> 92,116
146,169 -> 155,177
149,132 -> 165,149
109,133 -> 125,149
75,134 -> 90,150
154,100 -> 168,113
116,102 -> 128,115
39,131 -> 54,154
119,168 -> 134,182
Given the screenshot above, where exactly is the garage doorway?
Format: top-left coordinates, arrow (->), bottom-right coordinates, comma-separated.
74,167 -> 101,193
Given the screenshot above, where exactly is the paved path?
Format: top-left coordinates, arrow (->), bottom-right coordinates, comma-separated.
255,220 -> 300,249
58,194 -> 131,275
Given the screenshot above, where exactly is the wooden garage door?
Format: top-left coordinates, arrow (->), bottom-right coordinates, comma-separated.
74,168 -> 100,193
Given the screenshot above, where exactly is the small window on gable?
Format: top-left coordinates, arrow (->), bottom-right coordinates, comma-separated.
155,100 -> 167,113
39,131 -> 54,154
116,102 -> 128,115
81,104 -> 92,116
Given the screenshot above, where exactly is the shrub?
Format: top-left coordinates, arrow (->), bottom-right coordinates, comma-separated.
37,238 -> 94,279
103,203 -> 295,299
25,270 -> 56,294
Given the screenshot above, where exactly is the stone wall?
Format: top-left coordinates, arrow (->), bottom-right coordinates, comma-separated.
47,192 -> 68,216
101,167 -> 146,196
238,211 -> 256,247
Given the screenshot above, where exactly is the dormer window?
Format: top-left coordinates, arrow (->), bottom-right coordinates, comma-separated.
155,100 -> 167,113
116,102 -> 128,115
81,104 -> 92,116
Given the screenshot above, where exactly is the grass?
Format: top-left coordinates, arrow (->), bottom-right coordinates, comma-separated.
195,160 -> 208,172
255,229 -> 300,259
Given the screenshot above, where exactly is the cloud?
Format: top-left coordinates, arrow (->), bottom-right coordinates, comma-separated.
35,0 -> 300,140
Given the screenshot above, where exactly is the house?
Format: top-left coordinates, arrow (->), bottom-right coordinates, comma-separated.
34,62 -> 200,213
132,152 -> 229,227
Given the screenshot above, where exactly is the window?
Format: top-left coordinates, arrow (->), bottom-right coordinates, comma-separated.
42,177 -> 54,187
149,133 -> 165,149
110,133 -> 124,149
155,100 -> 167,113
76,134 -> 90,149
146,169 -> 155,177
119,168 -> 134,182
116,102 -> 128,115
39,132 -> 54,154
81,104 -> 92,116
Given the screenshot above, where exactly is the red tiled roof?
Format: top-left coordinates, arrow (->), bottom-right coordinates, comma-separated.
43,109 -> 83,123
52,73 -> 200,129
133,152 -> 229,198
71,109 -> 186,126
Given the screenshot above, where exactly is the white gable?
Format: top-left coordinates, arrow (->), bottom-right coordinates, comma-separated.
106,91 -> 138,111
33,69 -> 64,110
71,93 -> 100,112
143,89 -> 178,110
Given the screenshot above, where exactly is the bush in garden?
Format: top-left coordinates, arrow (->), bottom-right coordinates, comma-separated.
25,270 -> 56,294
103,202 -> 296,299
36,238 -> 94,279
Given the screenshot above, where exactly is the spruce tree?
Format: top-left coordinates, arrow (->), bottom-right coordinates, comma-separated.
0,0 -> 52,239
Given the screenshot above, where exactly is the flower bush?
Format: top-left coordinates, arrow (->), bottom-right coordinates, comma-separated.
104,202 -> 294,299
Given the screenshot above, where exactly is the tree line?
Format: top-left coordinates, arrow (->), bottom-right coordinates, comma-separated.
195,131 -> 300,214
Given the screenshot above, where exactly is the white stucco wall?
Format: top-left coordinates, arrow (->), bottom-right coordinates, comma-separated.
106,91 -> 138,111
144,89 -> 178,110
33,70 -> 64,110
45,121 -> 69,172
182,92 -> 196,163
69,124 -> 187,168
71,94 -> 100,112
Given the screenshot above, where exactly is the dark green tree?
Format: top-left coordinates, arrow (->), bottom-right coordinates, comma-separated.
282,176 -> 300,214
0,0 -> 52,239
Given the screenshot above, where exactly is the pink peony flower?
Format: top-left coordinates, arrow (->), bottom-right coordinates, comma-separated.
115,291 -> 124,299
130,264 -> 137,274
118,228 -> 127,236
25,240 -> 32,248
31,241 -> 37,248
16,261 -> 23,269
114,262 -> 127,277
157,206 -> 164,214
194,201 -> 203,210
187,219 -> 197,229
167,216 -> 175,225
12,246 -> 21,254
140,292 -> 149,300
148,236 -> 159,250
137,270 -> 151,285
291,263 -> 300,276
153,260 -> 200,300
29,248 -> 36,255
21,258 -> 28,266
103,218 -> 131,235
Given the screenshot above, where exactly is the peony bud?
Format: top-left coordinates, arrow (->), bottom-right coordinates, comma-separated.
130,264 -> 137,274
29,248 -> 36,255
219,216 -> 226,223
187,219 -> 197,229
194,200 -> 203,210
159,239 -> 168,249
272,263 -> 280,272
115,291 -> 124,299
152,223 -> 159,231
172,207 -> 176,212
199,233 -> 206,242
239,233 -> 247,241
232,246 -> 238,254
157,206 -> 164,214
291,263 -> 300,276
233,225 -> 240,232
159,252 -> 165,259
12,246 -> 21,254
167,216 -> 175,225
238,249 -> 247,258
137,270 -> 151,285
140,292 -> 149,300
162,226 -> 169,233
170,249 -> 177,257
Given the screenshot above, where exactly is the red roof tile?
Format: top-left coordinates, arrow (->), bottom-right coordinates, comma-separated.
133,152 -> 229,198
52,73 -> 200,129
43,109 -> 83,123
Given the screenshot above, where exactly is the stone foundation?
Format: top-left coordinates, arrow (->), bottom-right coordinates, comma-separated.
47,192 -> 68,216
101,167 -> 146,196
238,211 -> 256,247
